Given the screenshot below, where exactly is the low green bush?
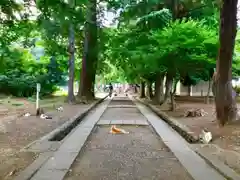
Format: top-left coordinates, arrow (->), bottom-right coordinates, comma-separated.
0,51 -> 66,97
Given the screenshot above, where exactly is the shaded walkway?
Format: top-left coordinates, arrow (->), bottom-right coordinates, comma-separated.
65,125 -> 192,180
65,96 -> 191,179
15,95 -> 226,180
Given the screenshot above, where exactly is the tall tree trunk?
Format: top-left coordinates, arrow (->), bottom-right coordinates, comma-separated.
134,84 -> 139,93
140,81 -> 146,98
172,78 -> 178,94
205,79 -> 211,104
187,85 -> 191,96
170,78 -> 178,111
91,72 -> 96,98
215,0 -> 238,126
147,81 -> 153,99
171,0 -> 179,20
167,0 -> 178,110
161,73 -> 173,105
77,0 -> 98,101
154,75 -> 164,103
67,23 -> 75,103
170,91 -> 176,111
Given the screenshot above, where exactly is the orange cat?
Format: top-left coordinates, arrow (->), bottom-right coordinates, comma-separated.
110,125 -> 129,134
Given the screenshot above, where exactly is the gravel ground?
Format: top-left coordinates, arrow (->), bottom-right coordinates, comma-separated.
64,125 -> 193,180
0,103 -> 94,180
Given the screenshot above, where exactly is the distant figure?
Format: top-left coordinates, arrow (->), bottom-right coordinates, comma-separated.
109,83 -> 113,97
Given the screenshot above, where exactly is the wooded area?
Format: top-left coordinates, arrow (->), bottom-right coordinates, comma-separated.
1,0 -> 240,126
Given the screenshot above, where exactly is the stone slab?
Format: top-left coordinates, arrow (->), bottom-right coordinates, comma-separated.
58,128 -> 91,152
31,169 -> 67,180
135,101 -> 226,180
135,119 -> 149,125
14,152 -> 53,180
97,120 -> 111,125
121,120 -> 135,125
43,152 -> 78,170
27,141 -> 61,152
80,121 -> 96,128
107,105 -> 136,108
110,120 -> 123,124
58,137 -> 86,153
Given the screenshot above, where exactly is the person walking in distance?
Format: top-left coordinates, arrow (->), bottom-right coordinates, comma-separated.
109,83 -> 113,97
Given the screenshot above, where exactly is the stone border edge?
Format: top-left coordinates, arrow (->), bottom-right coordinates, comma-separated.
22,95 -> 109,150
133,96 -> 239,179
136,97 -> 240,180
135,97 -> 199,143
15,96 -> 109,180
193,148 -> 240,180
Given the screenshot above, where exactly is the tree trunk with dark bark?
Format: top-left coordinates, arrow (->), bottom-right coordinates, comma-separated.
170,91 -> 176,111
134,84 -> 138,93
172,78 -> 178,94
171,0 -> 178,20
67,23 -> 75,103
147,81 -> 153,99
187,85 -> 191,96
140,81 -> 146,98
205,80 -> 211,104
154,75 -> 164,104
170,78 -> 178,111
215,0 -> 238,126
77,0 -> 98,101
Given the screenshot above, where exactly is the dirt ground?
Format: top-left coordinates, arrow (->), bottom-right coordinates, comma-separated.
144,97 -> 240,174
0,95 -> 97,180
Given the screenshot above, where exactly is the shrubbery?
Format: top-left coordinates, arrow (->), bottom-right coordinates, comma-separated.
0,50 -> 66,97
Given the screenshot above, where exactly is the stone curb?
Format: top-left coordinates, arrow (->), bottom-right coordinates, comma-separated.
48,95 -> 109,141
192,145 -> 240,180
136,97 -> 240,179
15,96 -> 109,180
22,95 -> 109,150
131,96 -> 239,179
14,152 -> 54,180
136,97 -> 199,143
24,99 -> 110,180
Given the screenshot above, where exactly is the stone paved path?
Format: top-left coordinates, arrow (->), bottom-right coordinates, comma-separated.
64,96 -> 193,180
64,126 -> 192,180
14,99 -> 111,180
98,97 -> 148,125
16,95 -> 226,180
